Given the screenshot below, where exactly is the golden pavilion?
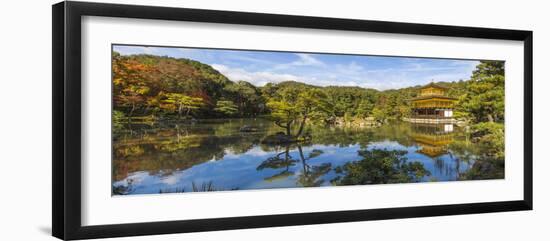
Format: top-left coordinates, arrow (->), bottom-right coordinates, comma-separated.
408,82 -> 458,124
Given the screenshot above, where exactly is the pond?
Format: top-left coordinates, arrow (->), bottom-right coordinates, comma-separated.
112,118 -> 489,195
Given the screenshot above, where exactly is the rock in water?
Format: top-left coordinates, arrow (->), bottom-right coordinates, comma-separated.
239,125 -> 259,132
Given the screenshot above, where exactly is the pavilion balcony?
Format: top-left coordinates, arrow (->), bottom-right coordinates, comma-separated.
410,114 -> 454,119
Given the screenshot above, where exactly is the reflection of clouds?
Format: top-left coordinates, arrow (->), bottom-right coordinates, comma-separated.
223,147 -> 274,159
367,141 -> 408,150
160,174 -> 180,185
321,149 -> 337,155
113,171 -> 152,192
241,147 -> 274,157
121,171 -> 149,185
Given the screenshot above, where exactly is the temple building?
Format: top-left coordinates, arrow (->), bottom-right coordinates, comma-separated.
407,82 -> 458,124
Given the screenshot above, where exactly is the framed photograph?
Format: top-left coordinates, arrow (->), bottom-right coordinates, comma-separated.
52,1 -> 533,240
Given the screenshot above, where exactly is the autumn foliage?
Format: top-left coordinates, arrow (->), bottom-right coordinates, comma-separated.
112,52 -> 234,119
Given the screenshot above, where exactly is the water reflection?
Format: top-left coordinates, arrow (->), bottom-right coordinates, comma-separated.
112,119 -> 491,195
411,124 -> 454,158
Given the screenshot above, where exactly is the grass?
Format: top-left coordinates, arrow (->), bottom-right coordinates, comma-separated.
158,181 -> 239,194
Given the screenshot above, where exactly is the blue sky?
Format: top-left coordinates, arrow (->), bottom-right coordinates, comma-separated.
113,45 -> 479,90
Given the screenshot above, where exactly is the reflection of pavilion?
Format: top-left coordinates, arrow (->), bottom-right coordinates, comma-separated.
410,124 -> 455,158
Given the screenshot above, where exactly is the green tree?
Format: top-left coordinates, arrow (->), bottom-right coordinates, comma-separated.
295,89 -> 332,137
472,60 -> 504,77
266,100 -> 299,136
214,100 -> 238,116
382,93 -> 403,120
372,107 -> 386,124
224,81 -> 263,117
356,99 -> 375,117
471,122 -> 505,160
462,61 -> 505,123
160,93 -> 204,119
266,88 -> 331,137
460,122 -> 505,180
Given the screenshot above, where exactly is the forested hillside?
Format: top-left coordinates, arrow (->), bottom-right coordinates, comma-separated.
112,52 -> 504,127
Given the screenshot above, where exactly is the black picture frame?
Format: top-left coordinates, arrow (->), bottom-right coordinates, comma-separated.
52,1 -> 533,240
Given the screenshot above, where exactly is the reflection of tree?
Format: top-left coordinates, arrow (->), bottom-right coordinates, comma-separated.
155,135 -> 202,152
310,126 -> 373,148
309,122 -> 420,148
460,153 -> 504,180
256,144 -> 331,186
257,145 -> 298,182
332,149 -> 430,185
213,119 -> 265,154
459,123 -> 504,180
112,120 -> 266,182
112,125 -> 224,181
296,146 -> 331,187
448,139 -> 476,162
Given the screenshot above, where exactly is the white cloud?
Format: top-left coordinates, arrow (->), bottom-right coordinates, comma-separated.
273,53 -> 325,70
425,73 -> 471,82
160,174 -> 180,185
177,48 -> 194,53
293,53 -> 325,66
225,55 -> 274,65
213,63 -> 407,90
212,64 -> 301,86
359,80 -> 413,90
114,46 -> 156,55
335,61 -> 364,74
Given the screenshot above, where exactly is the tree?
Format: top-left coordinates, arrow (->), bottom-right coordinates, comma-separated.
214,100 -> 238,116
266,100 -> 299,136
112,55 -> 153,118
224,81 -> 263,117
472,60 -> 504,78
160,93 -> 204,119
266,88 -> 331,137
462,61 -> 505,123
371,107 -> 386,124
112,52 -> 246,119
471,122 -> 505,160
460,122 -> 505,180
116,85 -> 149,118
356,99 -> 375,117
295,89 -> 332,137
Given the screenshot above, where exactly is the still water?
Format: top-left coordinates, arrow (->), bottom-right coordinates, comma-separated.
112,119 -> 483,195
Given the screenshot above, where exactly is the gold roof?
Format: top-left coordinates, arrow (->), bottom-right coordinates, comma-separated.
410,95 -> 457,101
420,82 -> 449,90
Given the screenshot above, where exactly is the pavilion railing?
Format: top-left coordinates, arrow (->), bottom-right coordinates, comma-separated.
409,115 -> 454,119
